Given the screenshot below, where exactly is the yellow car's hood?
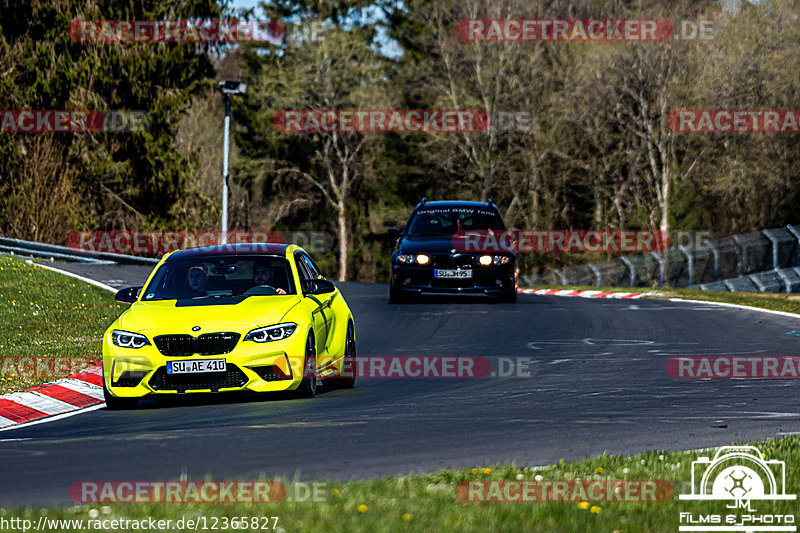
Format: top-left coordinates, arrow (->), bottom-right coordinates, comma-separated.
117,295 -> 303,334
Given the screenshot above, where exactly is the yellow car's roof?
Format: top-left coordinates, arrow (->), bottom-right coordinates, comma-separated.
165,243 -> 293,261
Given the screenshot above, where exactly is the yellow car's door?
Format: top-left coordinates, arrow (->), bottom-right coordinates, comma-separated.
295,252 -> 331,364
304,253 -> 336,358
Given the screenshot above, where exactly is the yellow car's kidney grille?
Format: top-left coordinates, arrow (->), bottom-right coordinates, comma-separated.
148,364 -> 248,392
153,333 -> 240,357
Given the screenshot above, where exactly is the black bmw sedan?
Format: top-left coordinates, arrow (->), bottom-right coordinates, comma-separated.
388,199 -> 517,303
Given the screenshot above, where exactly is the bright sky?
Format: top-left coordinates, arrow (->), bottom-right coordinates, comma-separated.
228,0 -> 401,58
231,0 -> 261,11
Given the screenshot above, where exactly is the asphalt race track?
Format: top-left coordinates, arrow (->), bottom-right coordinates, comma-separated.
1,261 -> 800,506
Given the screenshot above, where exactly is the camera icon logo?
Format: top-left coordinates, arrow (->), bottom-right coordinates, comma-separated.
679,446 -> 795,502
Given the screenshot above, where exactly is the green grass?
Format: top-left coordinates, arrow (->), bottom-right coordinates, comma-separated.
524,284 -> 800,316
0,254 -> 118,392
2,436 -> 798,532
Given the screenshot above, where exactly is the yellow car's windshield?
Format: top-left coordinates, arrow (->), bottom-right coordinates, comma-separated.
141,255 -> 296,303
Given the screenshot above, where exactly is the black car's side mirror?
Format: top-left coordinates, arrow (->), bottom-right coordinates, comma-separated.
302,279 -> 336,295
388,227 -> 402,241
115,286 -> 142,304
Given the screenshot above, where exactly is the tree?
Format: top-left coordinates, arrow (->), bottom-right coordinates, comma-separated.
237,21 -> 395,281
405,0 -> 548,204
0,0 -> 221,240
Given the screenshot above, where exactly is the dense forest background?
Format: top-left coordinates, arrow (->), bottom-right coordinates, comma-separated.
2,0 -> 799,282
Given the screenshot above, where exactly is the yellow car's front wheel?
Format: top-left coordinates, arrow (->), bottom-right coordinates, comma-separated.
329,321 -> 356,389
103,379 -> 140,410
293,331 -> 317,398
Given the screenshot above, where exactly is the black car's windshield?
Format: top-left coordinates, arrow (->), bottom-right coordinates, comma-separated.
141,255 -> 295,302
407,206 -> 505,236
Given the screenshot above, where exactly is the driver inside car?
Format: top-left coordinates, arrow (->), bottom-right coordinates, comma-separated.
253,261 -> 287,295
186,265 -> 209,296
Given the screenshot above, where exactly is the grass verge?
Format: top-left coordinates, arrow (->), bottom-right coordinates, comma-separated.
2,436 -> 797,532
0,254 -> 118,393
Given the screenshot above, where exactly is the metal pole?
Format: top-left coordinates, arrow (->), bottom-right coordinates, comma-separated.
221,95 -> 231,245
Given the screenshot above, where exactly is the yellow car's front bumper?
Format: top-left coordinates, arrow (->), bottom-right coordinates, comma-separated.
102,328 -> 310,399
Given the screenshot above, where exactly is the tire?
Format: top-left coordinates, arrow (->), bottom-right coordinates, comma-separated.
330,322 -> 357,389
103,381 -> 139,410
294,332 -> 317,398
499,289 -> 517,303
389,281 -> 407,304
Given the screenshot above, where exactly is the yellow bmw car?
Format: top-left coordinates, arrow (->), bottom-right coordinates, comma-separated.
102,243 -> 356,409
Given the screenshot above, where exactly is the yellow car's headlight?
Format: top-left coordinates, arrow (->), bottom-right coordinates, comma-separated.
111,330 -> 151,349
244,322 -> 297,343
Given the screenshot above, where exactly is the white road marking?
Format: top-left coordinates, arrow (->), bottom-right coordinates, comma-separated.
26,260 -> 117,293
668,297 -> 800,320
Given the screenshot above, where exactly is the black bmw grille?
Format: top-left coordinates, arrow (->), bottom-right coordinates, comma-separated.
148,364 -> 249,392
431,253 -> 475,268
153,333 -> 240,356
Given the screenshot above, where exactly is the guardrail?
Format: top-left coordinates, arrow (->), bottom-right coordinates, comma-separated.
527,224 -> 800,293
0,237 -> 160,265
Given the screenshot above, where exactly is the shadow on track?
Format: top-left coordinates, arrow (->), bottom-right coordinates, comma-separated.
127,384 -> 348,411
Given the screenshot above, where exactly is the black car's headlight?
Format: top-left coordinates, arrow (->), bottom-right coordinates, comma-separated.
111,330 -> 150,349
478,254 -> 511,266
397,254 -> 416,264
244,322 -> 297,343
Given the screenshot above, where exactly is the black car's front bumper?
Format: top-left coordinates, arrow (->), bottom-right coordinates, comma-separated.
390,263 -> 516,297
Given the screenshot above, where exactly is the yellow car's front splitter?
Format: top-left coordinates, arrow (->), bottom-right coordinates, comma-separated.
102,333 -> 312,399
